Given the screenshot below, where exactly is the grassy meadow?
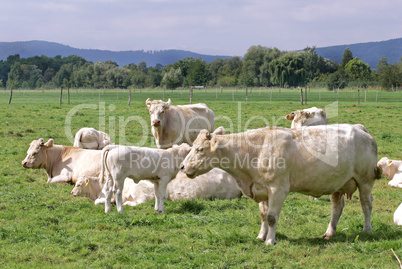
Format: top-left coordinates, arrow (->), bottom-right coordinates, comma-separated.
0,87 -> 401,268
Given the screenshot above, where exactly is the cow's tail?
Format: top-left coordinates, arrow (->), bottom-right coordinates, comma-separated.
374,166 -> 383,180
100,146 -> 111,185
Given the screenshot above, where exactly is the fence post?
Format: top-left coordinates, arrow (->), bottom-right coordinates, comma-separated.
8,88 -> 13,104
59,87 -> 63,105
358,89 -> 360,106
128,88 -> 132,105
67,87 -> 70,105
300,87 -> 303,105
190,87 -> 193,104
246,88 -> 248,105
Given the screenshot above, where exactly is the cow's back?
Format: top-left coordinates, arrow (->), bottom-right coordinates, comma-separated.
284,124 -> 378,196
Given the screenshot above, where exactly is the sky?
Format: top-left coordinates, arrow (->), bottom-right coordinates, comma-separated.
1,0 -> 401,56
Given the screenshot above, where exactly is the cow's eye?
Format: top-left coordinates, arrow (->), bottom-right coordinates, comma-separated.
198,148 -> 203,152
161,110 -> 165,114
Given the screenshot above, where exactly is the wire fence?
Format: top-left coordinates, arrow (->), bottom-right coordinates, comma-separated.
1,87 -> 401,105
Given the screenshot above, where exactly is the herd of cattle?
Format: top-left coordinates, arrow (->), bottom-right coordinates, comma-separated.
21,98 -> 401,245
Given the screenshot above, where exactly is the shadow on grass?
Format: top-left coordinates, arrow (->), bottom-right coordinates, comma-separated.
277,224 -> 402,246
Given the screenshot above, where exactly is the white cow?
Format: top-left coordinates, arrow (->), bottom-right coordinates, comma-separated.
146,98 -> 215,149
70,176 -> 151,206
73,127 -> 113,150
377,157 -> 402,188
180,125 -> 382,245
394,203 -> 402,225
71,168 -> 241,206
285,107 -> 328,128
100,143 -> 191,214
22,138 -> 102,184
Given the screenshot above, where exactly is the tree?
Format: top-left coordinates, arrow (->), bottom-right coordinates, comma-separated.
341,47 -> 353,68
379,63 -> 401,90
6,62 -> 22,89
376,57 -> 388,74
161,68 -> 183,89
344,57 -> 371,86
186,58 -> 210,86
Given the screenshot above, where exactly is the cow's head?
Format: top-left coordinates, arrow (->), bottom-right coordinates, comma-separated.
71,176 -> 90,197
377,157 -> 392,178
22,138 -> 54,169
180,130 -> 219,178
286,110 -> 315,128
146,98 -> 171,128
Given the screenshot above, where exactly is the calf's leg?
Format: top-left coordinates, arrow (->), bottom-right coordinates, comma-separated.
358,183 -> 374,233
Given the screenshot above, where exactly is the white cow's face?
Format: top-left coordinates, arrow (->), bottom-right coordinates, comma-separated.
286,110 -> 314,128
146,98 -> 171,128
71,177 -> 89,197
22,138 -> 53,169
180,130 -> 218,178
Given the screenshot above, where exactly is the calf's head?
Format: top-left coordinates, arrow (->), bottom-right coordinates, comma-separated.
22,138 -> 54,169
377,157 -> 393,179
71,177 -> 90,197
180,130 -> 219,178
146,98 -> 171,128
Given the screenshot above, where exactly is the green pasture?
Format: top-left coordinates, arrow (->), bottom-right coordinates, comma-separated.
0,88 -> 401,268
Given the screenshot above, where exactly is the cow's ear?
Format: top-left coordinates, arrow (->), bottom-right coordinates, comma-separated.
285,113 -> 294,121
388,160 -> 393,167
210,137 -> 219,152
85,177 -> 89,186
145,98 -> 152,109
44,139 -> 54,148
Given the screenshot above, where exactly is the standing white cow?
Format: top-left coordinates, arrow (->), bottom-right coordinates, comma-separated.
100,143 -> 191,214
73,127 -> 113,150
377,157 -> 402,188
146,98 -> 215,149
180,125 -> 382,245
285,107 -> 328,128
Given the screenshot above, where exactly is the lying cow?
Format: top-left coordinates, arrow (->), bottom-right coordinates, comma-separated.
70,176 -> 149,206
146,98 -> 215,149
100,143 -> 191,214
394,203 -> 402,225
377,157 -> 402,188
73,127 -> 113,150
180,125 -> 382,245
285,107 -> 328,128
22,138 -> 101,184
71,168 -> 241,206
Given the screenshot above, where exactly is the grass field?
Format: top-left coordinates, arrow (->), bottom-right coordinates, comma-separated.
0,88 -> 401,268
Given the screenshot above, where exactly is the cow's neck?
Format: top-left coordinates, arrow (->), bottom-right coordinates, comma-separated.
89,179 -> 103,201
44,145 -> 65,178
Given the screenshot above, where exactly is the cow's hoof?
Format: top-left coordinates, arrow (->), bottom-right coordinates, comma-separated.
265,239 -> 276,245
322,233 -> 332,240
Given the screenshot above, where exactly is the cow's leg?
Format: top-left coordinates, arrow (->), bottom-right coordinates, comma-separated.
357,183 -> 374,233
257,201 -> 269,241
154,177 -> 170,214
103,175 -> 114,213
265,187 -> 288,245
323,192 -> 345,239
115,177 -> 124,214
47,175 -> 70,183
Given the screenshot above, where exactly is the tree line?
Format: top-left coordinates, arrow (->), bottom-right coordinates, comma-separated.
1,46 -> 401,91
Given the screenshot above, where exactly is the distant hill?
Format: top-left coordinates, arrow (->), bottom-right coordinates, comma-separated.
314,38 -> 402,69
0,40 -> 232,67
0,39 -> 401,68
